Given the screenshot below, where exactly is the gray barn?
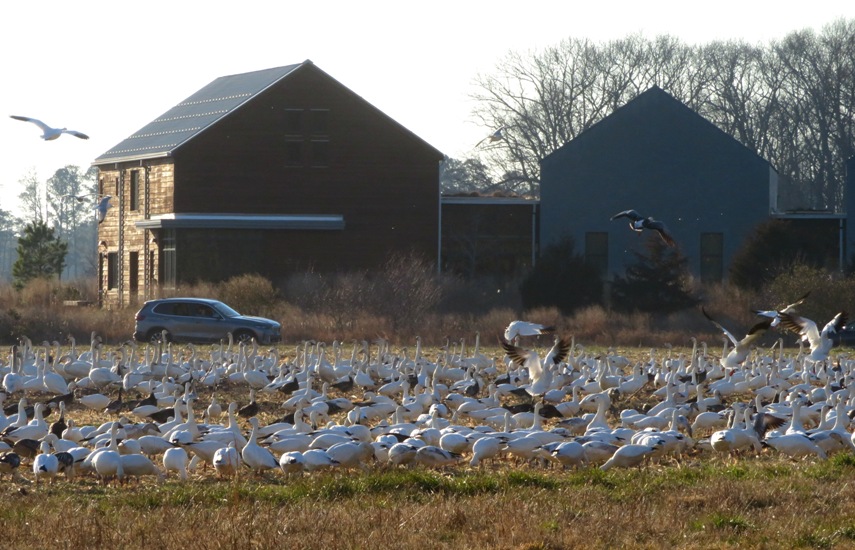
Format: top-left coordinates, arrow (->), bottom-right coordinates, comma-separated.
539,86 -> 778,282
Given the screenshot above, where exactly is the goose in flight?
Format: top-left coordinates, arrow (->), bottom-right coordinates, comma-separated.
752,290 -> 811,327
610,209 -> 676,247
95,196 -> 112,224
500,335 -> 571,399
504,320 -> 555,342
475,127 -> 504,148
10,115 -> 89,140
778,310 -> 848,364
703,307 -> 773,370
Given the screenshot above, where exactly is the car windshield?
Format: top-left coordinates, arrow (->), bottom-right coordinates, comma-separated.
212,302 -> 241,318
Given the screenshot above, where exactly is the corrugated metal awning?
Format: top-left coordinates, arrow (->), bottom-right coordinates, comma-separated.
135,213 -> 345,230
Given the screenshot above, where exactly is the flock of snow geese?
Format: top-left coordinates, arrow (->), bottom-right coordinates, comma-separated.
0,306 -> 853,487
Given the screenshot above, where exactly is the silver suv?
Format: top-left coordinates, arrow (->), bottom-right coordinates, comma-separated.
133,297 -> 281,344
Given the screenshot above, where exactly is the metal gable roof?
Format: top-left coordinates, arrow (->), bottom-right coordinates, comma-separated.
93,63 -> 304,165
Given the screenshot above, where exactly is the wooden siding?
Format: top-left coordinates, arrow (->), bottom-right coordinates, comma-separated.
97,159 -> 173,307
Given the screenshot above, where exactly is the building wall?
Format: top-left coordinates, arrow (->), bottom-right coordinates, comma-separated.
97,158 -> 173,307
96,64 -> 441,306
540,87 -> 771,281
441,199 -> 538,278
172,63 -> 441,274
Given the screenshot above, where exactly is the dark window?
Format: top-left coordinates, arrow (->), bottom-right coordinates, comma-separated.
285,139 -> 303,167
311,140 -> 329,167
129,251 -> 139,292
311,109 -> 329,135
130,171 -> 140,211
107,252 -> 118,290
162,230 -> 176,290
285,109 -> 303,135
99,178 -> 104,197
700,232 -> 724,283
585,232 -> 609,277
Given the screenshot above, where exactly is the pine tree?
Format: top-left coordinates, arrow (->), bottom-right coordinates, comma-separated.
611,236 -> 697,313
12,221 -> 68,290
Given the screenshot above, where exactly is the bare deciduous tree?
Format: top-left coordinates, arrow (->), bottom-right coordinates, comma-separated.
466,21 -> 855,210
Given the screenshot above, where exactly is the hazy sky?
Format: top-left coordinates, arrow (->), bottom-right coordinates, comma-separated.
2,1 -> 852,216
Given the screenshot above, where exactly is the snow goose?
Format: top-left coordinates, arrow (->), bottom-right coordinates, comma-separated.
213,442 -> 241,479
279,451 -> 305,475
121,453 -> 165,483
9,115 -> 89,140
241,417 -> 278,475
600,440 -> 664,471
32,440 -> 59,485
467,434 -> 499,466
752,291 -> 811,327
544,441 -> 588,469
610,209 -> 676,247
0,451 -> 23,481
163,447 -> 189,481
764,432 -> 827,459
136,435 -> 177,458
779,310 -> 848,365
302,448 -> 339,472
388,442 -> 420,466
703,308 -> 773,370
581,440 -> 620,466
325,441 -> 374,470
500,335 -> 571,399
415,445 -> 461,468
503,320 -> 555,342
91,424 -> 123,485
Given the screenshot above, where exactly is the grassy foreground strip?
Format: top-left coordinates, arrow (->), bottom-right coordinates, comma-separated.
4,455 -> 855,549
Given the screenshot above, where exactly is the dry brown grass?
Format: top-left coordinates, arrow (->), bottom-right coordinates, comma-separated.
0,274 -> 781,348
3,457 -> 855,549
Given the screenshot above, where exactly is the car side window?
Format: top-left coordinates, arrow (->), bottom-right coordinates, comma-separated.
195,305 -> 215,318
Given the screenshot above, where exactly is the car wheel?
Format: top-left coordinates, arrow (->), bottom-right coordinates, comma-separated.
147,328 -> 171,344
233,330 -> 255,344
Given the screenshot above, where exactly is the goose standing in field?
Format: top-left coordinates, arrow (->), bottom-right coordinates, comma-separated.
121,453 -> 166,483
32,440 -> 60,485
279,451 -> 305,475
469,436 -> 501,468
206,393 -> 223,422
702,308 -> 773,370
162,447 -> 190,481
213,442 -> 241,479
610,209 -> 676,247
0,451 -> 23,481
600,440 -> 664,471
241,417 -> 278,475
9,115 -> 90,140
91,423 -> 123,485
778,310 -> 848,365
